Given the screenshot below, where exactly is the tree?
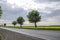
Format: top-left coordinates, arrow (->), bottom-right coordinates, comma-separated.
4,23 -> 6,27
27,10 -> 41,29
12,21 -> 17,27
0,6 -> 2,18
17,17 -> 25,28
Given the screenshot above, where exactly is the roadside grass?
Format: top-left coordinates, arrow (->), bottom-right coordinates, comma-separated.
5,26 -> 60,30
0,36 -> 1,40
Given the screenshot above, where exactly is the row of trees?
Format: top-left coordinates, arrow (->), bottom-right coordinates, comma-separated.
12,10 -> 41,28
0,6 -> 41,28
12,17 -> 25,28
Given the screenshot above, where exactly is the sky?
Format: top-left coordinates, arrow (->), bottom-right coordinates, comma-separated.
0,0 -> 60,26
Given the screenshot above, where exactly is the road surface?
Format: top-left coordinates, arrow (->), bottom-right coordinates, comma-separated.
0,28 -> 60,40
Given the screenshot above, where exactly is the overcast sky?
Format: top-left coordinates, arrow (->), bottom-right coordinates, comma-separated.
0,0 -> 60,26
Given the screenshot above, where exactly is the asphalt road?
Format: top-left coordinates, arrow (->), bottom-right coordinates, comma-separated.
1,28 -> 60,40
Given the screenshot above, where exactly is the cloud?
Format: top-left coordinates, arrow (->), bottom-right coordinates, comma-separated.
0,19 -> 12,26
39,9 -> 60,25
0,1 -> 27,20
34,0 -> 60,3
37,15 -> 60,26
45,9 -> 60,18
0,0 -> 60,25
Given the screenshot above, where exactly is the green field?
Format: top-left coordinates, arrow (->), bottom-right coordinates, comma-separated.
5,26 -> 60,30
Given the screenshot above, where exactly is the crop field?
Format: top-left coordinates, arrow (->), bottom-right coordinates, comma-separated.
5,26 -> 60,30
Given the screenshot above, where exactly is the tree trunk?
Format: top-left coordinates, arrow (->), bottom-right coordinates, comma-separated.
20,24 -> 22,28
20,25 -> 21,28
21,25 -> 22,28
34,22 -> 37,29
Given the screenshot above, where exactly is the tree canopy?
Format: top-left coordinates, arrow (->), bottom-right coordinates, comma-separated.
12,21 -> 17,26
0,6 -> 2,18
27,10 -> 41,28
17,16 -> 25,28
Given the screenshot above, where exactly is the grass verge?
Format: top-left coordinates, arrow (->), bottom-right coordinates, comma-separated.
4,26 -> 60,30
